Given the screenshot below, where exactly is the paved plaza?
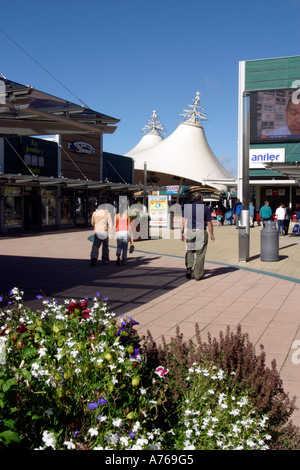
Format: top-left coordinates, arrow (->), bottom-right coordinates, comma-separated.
1,222 -> 300,427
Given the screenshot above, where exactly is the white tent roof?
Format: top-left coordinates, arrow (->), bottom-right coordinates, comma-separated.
125,110 -> 166,156
125,131 -> 163,156
126,93 -> 235,189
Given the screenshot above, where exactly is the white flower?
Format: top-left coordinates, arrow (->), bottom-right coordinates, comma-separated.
38,347 -> 47,358
246,439 -> 256,448
139,387 -> 146,395
88,427 -> 98,437
136,437 -> 148,446
64,440 -> 76,449
70,350 -> 79,358
120,436 -> 129,446
132,421 -> 141,432
42,430 -> 56,449
98,414 -> 107,422
112,418 -> 122,427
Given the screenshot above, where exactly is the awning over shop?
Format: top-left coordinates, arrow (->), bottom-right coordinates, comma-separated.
0,78 -> 119,136
0,172 -> 155,192
263,162 -> 300,184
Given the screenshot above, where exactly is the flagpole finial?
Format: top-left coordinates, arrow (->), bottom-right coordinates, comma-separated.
180,92 -> 208,125
141,110 -> 167,136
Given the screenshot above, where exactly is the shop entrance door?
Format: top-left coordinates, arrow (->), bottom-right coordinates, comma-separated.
24,195 -> 40,230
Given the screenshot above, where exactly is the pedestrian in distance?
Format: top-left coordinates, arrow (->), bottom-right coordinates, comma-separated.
181,192 -> 215,281
259,201 -> 273,226
115,199 -> 133,265
284,203 -> 293,235
90,204 -> 114,266
233,199 -> 242,228
225,204 -> 233,225
275,202 -> 286,235
249,202 -> 255,227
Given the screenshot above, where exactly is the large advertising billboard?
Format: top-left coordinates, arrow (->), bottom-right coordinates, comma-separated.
250,87 -> 300,143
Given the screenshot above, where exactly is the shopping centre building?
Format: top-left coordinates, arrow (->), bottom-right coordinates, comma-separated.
238,55 -> 300,218
0,78 -> 142,232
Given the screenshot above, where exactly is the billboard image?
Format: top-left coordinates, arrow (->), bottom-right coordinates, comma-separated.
250,87 -> 300,143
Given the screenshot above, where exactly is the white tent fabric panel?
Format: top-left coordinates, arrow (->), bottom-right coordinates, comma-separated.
125,132 -> 163,156
131,121 -> 233,184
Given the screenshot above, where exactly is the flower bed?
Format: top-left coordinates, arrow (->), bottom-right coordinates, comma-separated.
0,288 -> 299,450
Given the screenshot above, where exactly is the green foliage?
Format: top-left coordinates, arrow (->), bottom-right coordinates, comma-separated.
0,288 -> 299,450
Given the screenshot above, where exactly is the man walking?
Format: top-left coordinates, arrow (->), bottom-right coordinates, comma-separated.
233,199 -> 242,228
181,192 -> 215,281
259,201 -> 273,226
90,203 -> 114,266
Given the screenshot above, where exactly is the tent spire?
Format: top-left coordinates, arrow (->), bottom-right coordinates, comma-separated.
180,91 -> 208,126
141,110 -> 167,136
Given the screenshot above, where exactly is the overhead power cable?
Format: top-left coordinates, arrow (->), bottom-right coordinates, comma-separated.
0,27 -> 90,109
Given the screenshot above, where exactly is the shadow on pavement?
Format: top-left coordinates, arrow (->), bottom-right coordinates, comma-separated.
0,253 -> 190,316
203,266 -> 239,279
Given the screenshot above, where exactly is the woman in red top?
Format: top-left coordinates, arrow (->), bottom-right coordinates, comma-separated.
115,206 -> 133,265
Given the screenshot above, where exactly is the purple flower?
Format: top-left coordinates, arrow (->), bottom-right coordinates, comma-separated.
0,296 -> 3,302
36,295 -> 43,299
129,431 -> 136,439
131,347 -> 140,358
103,297 -> 109,302
98,396 -> 107,405
88,402 -> 98,410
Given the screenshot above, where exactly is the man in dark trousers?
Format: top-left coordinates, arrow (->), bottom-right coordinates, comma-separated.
181,192 -> 215,281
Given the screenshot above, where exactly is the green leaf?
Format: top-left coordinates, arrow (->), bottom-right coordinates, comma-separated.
2,378 -> 17,393
3,419 -> 17,431
0,430 -> 21,444
26,324 -> 36,331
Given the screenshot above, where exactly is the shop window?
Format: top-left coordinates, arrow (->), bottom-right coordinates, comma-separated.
3,186 -> 22,228
61,193 -> 74,225
41,189 -> 57,225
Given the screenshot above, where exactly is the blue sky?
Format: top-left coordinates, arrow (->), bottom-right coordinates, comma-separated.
1,0 -> 300,177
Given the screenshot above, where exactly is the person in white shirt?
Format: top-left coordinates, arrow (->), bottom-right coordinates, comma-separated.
275,203 -> 286,235
90,204 -> 114,266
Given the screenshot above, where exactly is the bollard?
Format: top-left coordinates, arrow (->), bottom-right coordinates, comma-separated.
238,225 -> 249,262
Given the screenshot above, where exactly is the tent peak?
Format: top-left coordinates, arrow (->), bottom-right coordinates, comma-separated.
180,91 -> 208,126
141,110 -> 167,137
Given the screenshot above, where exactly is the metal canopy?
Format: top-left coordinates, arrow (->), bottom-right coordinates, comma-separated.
264,162 -> 300,184
0,172 -> 158,193
0,78 -> 119,136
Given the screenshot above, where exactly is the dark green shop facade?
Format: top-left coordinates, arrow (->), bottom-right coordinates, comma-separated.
239,56 -> 300,217
0,136 -> 138,232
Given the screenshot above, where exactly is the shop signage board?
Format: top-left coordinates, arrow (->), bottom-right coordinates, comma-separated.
148,195 -> 169,227
249,148 -> 285,168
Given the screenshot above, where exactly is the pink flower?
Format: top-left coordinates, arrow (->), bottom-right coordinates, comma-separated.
155,366 -> 169,378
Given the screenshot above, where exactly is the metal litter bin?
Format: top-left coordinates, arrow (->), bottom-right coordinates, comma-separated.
238,225 -> 249,262
261,220 -> 279,261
